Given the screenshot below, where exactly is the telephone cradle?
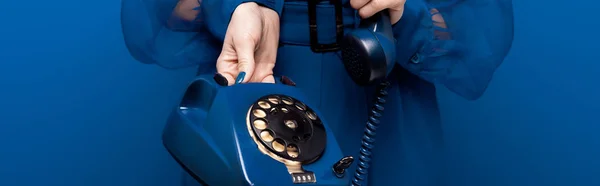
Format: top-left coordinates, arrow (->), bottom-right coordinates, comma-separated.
162,74 -> 353,186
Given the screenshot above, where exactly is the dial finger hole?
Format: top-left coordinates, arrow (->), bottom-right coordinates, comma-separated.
253,109 -> 266,118
253,119 -> 268,130
281,107 -> 289,113
257,101 -> 271,109
269,107 -> 278,115
268,97 -> 280,105
286,144 -> 299,158
284,120 -> 298,129
272,139 -> 286,152
282,97 -> 294,105
306,111 -> 317,120
295,102 -> 306,111
260,130 -> 274,142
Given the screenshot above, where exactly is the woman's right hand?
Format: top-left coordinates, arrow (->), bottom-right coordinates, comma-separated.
216,2 -> 280,85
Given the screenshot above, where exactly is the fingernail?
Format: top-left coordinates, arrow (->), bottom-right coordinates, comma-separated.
213,73 -> 229,86
280,76 -> 296,87
235,72 -> 246,84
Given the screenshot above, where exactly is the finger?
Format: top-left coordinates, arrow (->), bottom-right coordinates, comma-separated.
358,0 -> 390,19
430,8 -> 447,28
389,6 -> 404,25
216,60 -> 237,85
261,75 -> 276,83
216,39 -> 239,86
389,0 -> 406,24
249,16 -> 279,83
249,40 -> 278,82
358,0 -> 384,18
233,36 -> 257,83
251,60 -> 275,82
350,0 -> 370,10
429,8 -> 451,40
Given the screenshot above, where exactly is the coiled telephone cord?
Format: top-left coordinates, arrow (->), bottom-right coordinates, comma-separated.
351,81 -> 391,186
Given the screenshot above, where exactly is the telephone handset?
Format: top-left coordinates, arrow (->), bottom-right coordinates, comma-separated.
341,11 -> 397,186
161,10 -> 396,186
342,11 -> 396,86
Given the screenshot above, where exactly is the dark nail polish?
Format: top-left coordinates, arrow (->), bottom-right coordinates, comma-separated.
214,73 -> 229,86
280,76 -> 296,87
235,72 -> 246,84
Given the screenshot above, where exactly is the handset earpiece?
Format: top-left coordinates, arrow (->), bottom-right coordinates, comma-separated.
341,11 -> 396,86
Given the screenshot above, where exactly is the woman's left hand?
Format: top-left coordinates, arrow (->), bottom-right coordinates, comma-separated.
350,0 -> 406,24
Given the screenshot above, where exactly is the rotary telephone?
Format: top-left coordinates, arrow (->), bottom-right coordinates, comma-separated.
162,11 -> 396,186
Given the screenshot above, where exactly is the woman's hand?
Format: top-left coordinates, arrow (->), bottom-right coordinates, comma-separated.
216,2 -> 280,85
350,0 -> 406,24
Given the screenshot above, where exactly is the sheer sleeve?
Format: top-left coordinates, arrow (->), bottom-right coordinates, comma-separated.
393,0 -> 514,100
120,0 -> 283,70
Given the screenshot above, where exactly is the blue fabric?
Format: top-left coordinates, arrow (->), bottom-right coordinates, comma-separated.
121,0 -> 218,69
120,0 -> 283,69
121,0 -> 514,185
394,0 -> 514,99
121,0 -> 513,99
201,0 -> 284,40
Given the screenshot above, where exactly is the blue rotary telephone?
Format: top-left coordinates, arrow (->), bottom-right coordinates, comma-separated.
162,9 -> 396,185
121,0 -> 516,183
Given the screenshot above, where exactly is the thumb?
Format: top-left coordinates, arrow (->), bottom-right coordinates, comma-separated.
234,38 -> 257,83
389,1 -> 406,25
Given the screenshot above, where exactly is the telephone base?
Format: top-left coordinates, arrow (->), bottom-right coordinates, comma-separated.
162,75 -> 350,186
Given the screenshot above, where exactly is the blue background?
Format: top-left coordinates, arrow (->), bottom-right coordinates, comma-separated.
0,1 -> 598,186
